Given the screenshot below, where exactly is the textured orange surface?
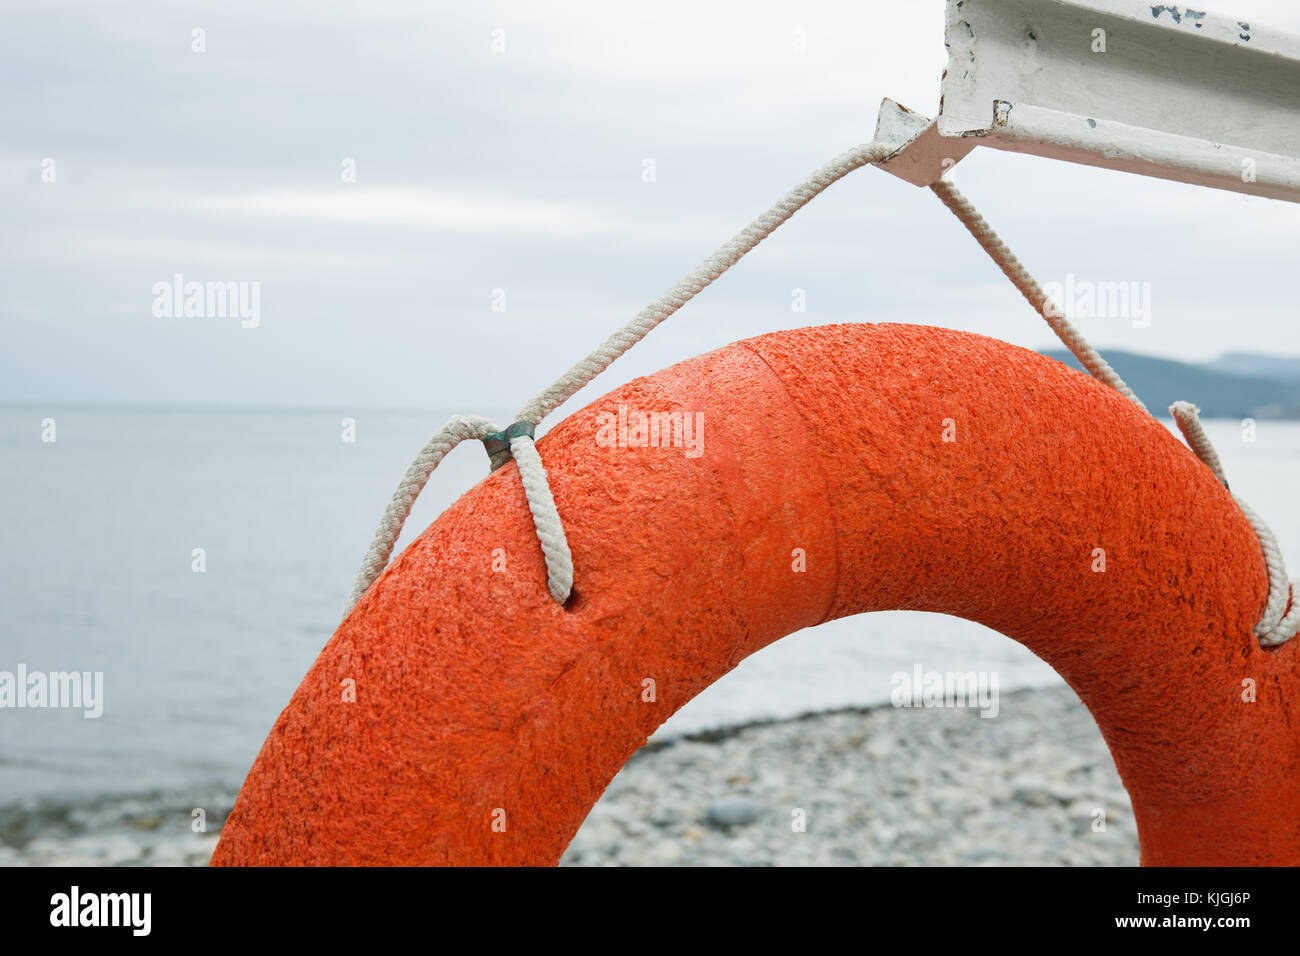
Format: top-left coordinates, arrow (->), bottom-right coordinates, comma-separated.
212,324 -> 1300,867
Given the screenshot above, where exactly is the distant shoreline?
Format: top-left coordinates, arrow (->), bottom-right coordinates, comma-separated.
6,347 -> 1300,420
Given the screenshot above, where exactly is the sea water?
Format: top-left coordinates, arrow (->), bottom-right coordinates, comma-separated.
1,407 -> 1296,811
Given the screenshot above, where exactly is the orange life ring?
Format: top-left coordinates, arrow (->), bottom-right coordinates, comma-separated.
211,323 -> 1300,866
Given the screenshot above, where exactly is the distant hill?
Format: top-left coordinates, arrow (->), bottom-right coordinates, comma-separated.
1041,349 -> 1300,419
1206,353 -> 1300,383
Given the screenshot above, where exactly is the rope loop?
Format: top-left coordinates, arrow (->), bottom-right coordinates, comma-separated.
345,140 -> 893,615
927,177 -> 1294,648
345,145 -> 1296,650
344,414 -> 499,612
1170,402 -> 1298,647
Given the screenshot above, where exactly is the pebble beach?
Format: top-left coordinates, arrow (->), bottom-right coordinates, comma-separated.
0,684 -> 1139,867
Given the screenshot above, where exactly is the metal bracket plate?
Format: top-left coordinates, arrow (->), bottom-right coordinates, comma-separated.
878,0 -> 1300,203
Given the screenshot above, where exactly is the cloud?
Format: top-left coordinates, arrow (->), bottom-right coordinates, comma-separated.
3,0 -> 1300,408
63,233 -> 423,269
186,187 -> 617,238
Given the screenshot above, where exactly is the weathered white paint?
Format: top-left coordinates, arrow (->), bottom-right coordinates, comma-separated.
874,99 -> 976,186
880,0 -> 1300,202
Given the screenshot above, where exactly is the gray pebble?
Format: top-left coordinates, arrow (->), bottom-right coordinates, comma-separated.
705,796 -> 761,828
4,686 -> 1141,868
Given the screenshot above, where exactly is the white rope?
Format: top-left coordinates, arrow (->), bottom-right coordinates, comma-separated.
1171,403 -> 1299,647
932,178 -> 1295,647
1169,401 -> 1228,486
509,433 -> 574,603
345,149 -> 1295,648
345,141 -> 894,613
345,415 -> 499,612
929,178 -> 1148,413
515,142 -> 895,425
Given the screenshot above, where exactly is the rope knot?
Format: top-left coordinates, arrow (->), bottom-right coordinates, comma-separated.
482,421 -> 537,471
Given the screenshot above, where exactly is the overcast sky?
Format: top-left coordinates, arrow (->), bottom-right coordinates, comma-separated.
3,0 -> 1299,413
